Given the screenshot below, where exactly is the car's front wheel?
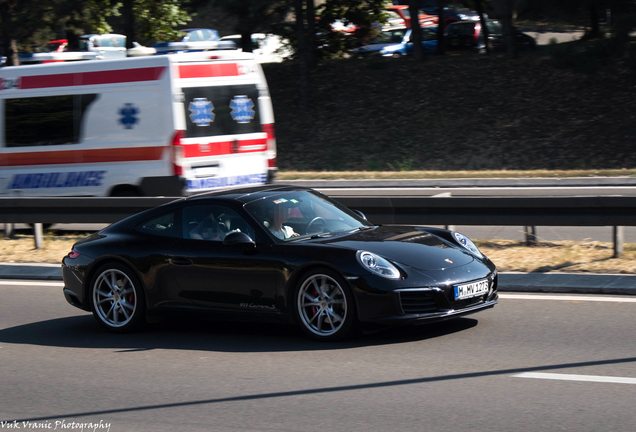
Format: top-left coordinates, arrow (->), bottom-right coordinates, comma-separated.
294,268 -> 356,341
90,262 -> 146,333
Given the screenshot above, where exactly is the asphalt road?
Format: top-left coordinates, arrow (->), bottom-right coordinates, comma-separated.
1,281 -> 635,432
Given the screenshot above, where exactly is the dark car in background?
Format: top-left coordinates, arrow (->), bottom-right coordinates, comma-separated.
445,19 -> 537,52
62,185 -> 498,341
352,26 -> 438,57
393,0 -> 484,23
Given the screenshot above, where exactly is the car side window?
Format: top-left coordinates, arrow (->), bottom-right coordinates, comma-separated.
182,204 -> 255,241
422,28 -> 436,41
137,211 -> 179,238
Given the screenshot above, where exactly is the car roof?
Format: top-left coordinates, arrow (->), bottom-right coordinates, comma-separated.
185,184 -> 311,204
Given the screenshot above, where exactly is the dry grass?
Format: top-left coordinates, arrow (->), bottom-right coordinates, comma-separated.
2,233 -> 635,274
278,169 -> 636,180
475,239 -> 636,274
0,234 -> 86,264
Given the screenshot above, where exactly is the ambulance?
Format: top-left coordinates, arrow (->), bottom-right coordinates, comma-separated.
0,49 -> 277,197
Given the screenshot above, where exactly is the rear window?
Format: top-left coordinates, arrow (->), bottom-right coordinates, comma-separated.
182,84 -> 261,138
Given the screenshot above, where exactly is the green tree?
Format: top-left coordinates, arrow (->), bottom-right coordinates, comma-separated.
133,0 -> 192,45
315,0 -> 387,58
212,0 -> 290,52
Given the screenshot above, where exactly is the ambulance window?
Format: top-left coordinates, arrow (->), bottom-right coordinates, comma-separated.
4,94 -> 98,147
183,84 -> 261,138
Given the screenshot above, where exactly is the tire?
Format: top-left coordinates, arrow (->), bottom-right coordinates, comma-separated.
90,262 -> 146,333
294,268 -> 356,341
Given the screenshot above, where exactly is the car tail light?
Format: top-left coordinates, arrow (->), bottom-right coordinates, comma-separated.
262,123 -> 277,168
67,249 -> 80,259
171,130 -> 185,176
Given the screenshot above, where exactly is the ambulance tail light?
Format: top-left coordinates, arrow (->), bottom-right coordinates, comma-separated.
171,130 -> 185,176
262,123 -> 277,168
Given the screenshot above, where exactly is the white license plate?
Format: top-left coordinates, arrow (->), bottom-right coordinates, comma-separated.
454,279 -> 489,300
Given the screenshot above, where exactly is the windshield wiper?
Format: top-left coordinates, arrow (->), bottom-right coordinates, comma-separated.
350,226 -> 376,233
310,233 -> 335,239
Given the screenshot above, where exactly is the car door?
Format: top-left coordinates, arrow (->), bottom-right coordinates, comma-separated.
167,203 -> 281,314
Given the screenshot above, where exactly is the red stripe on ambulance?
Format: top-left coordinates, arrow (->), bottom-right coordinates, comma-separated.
0,146 -> 166,167
178,64 -> 240,79
182,138 -> 267,158
20,67 -> 166,89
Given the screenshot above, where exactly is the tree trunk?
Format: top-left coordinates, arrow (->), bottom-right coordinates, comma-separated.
306,0 -> 316,67
241,32 -> 254,53
475,0 -> 491,54
409,0 -> 424,61
436,0 -> 446,55
502,0 -> 516,59
123,0 -> 135,50
65,29 -> 80,52
295,0 -> 310,109
588,0 -> 600,39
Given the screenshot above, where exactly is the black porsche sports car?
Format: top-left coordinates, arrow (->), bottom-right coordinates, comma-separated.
62,185 -> 498,341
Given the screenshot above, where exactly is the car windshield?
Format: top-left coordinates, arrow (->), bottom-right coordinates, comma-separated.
485,21 -> 502,34
244,190 -> 372,241
369,29 -> 406,44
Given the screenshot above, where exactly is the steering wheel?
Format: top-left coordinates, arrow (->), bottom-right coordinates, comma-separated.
305,217 -> 326,234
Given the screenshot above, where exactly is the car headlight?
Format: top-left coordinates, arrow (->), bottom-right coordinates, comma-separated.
357,251 -> 401,279
453,232 -> 483,258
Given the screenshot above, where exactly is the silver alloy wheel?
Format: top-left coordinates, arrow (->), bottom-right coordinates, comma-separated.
92,268 -> 137,328
297,274 -> 348,337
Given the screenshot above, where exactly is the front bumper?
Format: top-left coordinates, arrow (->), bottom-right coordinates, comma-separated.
373,294 -> 498,325
351,269 -> 499,326
61,256 -> 91,312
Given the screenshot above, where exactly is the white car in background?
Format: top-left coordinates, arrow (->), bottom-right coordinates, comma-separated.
220,33 -> 291,63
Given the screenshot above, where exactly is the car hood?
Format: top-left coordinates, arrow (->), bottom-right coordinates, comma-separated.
318,226 -> 475,271
353,43 -> 393,53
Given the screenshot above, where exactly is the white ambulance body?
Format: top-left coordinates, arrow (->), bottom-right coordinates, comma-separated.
0,50 -> 277,197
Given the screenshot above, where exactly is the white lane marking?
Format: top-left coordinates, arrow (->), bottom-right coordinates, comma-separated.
499,293 -> 636,303
513,372 -> 636,385
0,280 -> 64,287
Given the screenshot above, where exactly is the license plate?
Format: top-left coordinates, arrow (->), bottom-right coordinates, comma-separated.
454,279 -> 489,300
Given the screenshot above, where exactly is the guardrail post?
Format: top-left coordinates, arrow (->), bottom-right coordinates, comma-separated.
4,223 -> 15,239
33,223 -> 44,249
445,225 -> 456,232
613,226 -> 624,258
525,226 -> 538,246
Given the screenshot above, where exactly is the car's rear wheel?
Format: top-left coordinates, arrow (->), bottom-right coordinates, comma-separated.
90,262 -> 145,333
294,268 -> 355,341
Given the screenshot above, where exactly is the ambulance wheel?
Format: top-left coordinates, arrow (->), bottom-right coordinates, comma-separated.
111,187 -> 141,197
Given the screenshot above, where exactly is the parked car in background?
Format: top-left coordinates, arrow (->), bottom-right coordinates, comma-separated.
380,26 -> 438,57
22,35 -> 155,63
21,34 -> 135,63
353,26 -> 437,58
350,27 -> 409,56
417,0 -> 485,23
445,20 -> 536,52
220,33 -> 291,63
385,5 -> 438,28
153,28 -> 234,53
179,28 -> 219,42
41,39 -> 67,53
80,34 -> 127,59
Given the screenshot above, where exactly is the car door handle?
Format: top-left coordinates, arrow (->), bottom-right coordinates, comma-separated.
170,257 -> 192,266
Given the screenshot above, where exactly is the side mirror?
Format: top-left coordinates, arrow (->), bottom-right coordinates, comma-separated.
352,209 -> 367,221
223,231 -> 256,249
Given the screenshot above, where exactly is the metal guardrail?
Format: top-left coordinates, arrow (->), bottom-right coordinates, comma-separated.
1,196 -> 634,255
1,196 -> 635,225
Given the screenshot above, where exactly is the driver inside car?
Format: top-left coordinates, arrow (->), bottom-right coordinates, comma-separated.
265,201 -> 299,240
